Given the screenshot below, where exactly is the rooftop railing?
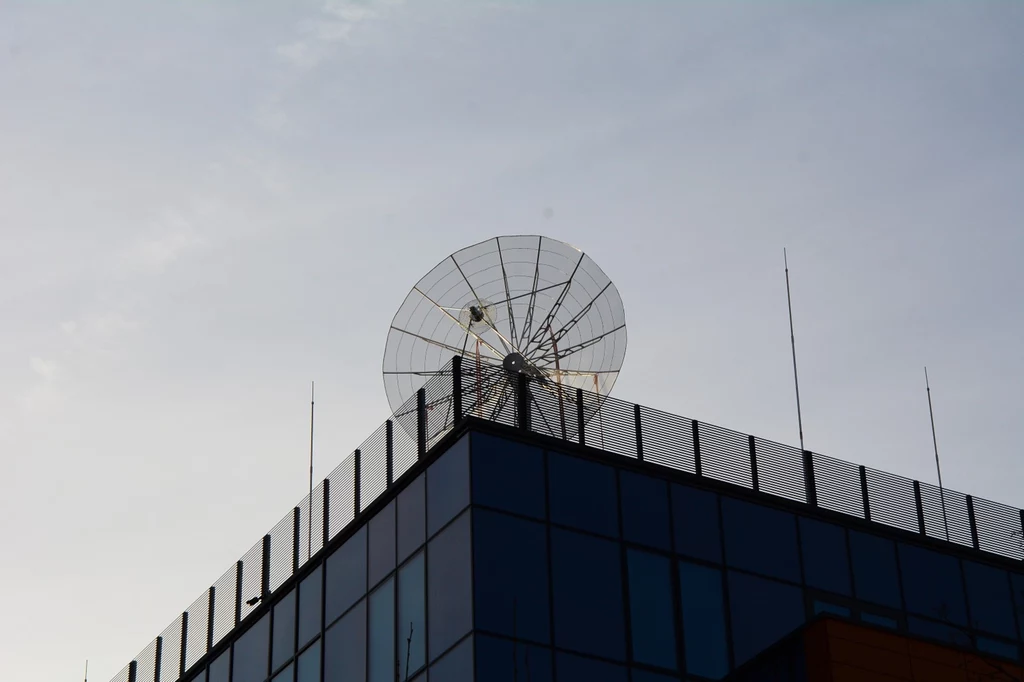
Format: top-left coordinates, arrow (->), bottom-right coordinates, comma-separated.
109,357 -> 1024,682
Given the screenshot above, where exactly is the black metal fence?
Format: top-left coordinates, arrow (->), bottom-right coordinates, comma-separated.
109,356 -> 1024,682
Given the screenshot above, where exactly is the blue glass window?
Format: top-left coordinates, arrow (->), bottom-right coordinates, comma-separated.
428,511 -> 473,661
1012,573 -> 1024,639
548,453 -> 619,537
473,510 -> 550,644
627,550 -> 677,670
324,599 -> 365,682
551,527 -> 626,661
632,672 -> 677,682
475,636 -> 553,682
620,471 -> 671,550
555,652 -> 628,682
849,531 -> 901,608
471,433 -> 546,519
722,498 -> 800,582
325,526 -> 367,626
430,635 -> 473,681
397,474 -> 425,563
369,500 -> 396,588
427,434 -> 470,537
728,571 -> 805,665
298,566 -> 322,648
908,616 -> 971,647
679,562 -> 728,679
297,640 -> 320,682
672,485 -> 721,563
399,552 -> 426,680
207,649 -> 229,682
369,578 -> 395,682
977,637 -> 1019,660
272,589 -> 297,671
899,543 -> 967,625
799,518 -> 850,596
963,560 -> 1015,638
862,613 -> 898,629
233,613 -> 270,682
813,601 -> 850,617
272,663 -> 293,682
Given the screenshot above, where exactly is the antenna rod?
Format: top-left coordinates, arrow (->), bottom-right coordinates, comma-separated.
784,248 -> 806,451
925,367 -> 950,542
308,380 -> 315,561
84,660 -> 88,682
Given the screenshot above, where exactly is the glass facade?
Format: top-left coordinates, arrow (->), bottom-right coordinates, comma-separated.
191,429 -> 1024,682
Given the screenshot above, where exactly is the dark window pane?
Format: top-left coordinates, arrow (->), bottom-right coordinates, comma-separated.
325,527 -> 367,626
963,560 -> 1015,638
722,498 -> 799,582
430,635 -> 473,682
977,637 -> 1019,660
679,562 -> 728,679
397,474 -> 426,563
551,527 -> 626,661
297,640 -> 320,682
907,616 -> 971,647
207,649 -> 229,682
728,571 -> 805,665
672,485 -> 721,563
427,434 -> 470,537
369,578 -> 395,682
849,531 -> 901,608
862,613 -> 897,629
627,550 -> 677,670
324,599 -> 366,682
620,472 -> 670,550
369,501 -> 396,589
298,566 -> 322,648
475,635 -> 553,682
813,601 -> 850,617
474,510 -> 550,644
899,543 -> 967,625
428,511 -> 473,661
799,518 -> 850,596
548,453 -> 619,537
471,433 -> 546,519
1013,573 -> 1024,639
555,652 -> 628,682
272,589 -> 297,672
232,613 -> 270,682
399,552 -> 427,679
272,663 -> 293,682
631,671 -> 677,682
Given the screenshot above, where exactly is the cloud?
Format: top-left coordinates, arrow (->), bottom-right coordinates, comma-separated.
29,357 -> 58,380
119,211 -> 207,275
274,0 -> 404,70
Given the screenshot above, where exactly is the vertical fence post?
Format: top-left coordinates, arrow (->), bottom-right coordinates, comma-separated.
234,560 -> 243,627
416,388 -> 427,459
634,404 -> 644,461
966,495 -> 980,550
692,420 -> 703,477
576,388 -> 585,446
859,466 -> 871,521
128,660 -> 138,682
292,506 -> 301,574
354,449 -> 362,515
516,373 -> 531,432
322,478 -> 331,547
748,436 -> 759,492
802,450 -> 818,506
261,534 -> 271,599
452,355 -> 463,422
386,420 -> 394,488
154,636 -> 162,682
913,481 -> 926,535
206,586 -> 215,652
178,612 -> 188,679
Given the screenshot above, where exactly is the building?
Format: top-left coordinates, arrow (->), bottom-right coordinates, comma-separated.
108,361 -> 1024,682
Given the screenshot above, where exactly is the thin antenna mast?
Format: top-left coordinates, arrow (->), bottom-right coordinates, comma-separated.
925,367 -> 950,541
84,660 -> 88,682
308,381 -> 315,561
784,248 -> 806,451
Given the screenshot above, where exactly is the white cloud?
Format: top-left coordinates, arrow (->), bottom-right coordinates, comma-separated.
119,211 -> 207,275
274,0 -> 404,70
29,357 -> 58,380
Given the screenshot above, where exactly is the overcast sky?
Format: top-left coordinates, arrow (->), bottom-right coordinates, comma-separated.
2,1 -> 1023,680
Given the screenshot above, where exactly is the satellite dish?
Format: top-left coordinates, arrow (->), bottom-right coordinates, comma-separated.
384,235 -> 627,444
